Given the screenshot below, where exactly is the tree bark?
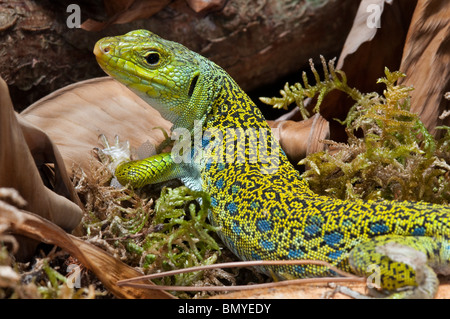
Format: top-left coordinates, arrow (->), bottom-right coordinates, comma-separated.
0,0 -> 359,111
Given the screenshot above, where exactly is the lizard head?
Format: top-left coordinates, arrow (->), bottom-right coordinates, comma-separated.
94,29 -> 218,130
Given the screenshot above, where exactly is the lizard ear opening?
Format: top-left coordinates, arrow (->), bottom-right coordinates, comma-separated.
188,74 -> 199,97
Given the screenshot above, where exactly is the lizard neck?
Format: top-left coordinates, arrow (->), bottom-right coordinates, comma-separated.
205,75 -> 270,131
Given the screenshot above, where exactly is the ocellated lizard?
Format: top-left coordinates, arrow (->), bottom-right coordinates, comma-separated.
93,30 -> 450,298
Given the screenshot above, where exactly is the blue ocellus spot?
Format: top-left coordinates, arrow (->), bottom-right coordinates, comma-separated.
412,226 -> 426,236
260,240 -> 275,251
211,196 -> 217,207
227,202 -> 238,214
251,252 -> 262,260
328,250 -> 344,261
256,219 -> 272,232
370,222 -> 389,235
293,265 -> 306,275
216,178 -> 224,189
288,249 -> 304,259
202,136 -> 210,148
232,221 -> 241,235
305,224 -> 320,236
324,232 -> 343,247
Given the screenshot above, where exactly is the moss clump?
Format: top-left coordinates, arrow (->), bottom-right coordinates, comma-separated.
260,56 -> 362,120
262,59 -> 450,203
75,159 -> 232,298
140,186 -> 220,285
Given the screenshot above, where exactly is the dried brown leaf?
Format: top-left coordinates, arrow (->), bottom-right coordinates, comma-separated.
0,77 -> 82,260
268,114 -> 330,164
21,77 -> 172,174
398,0 -> 450,137
0,202 -> 175,299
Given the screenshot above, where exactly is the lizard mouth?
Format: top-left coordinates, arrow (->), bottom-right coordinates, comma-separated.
93,38 -> 140,87
93,33 -> 189,107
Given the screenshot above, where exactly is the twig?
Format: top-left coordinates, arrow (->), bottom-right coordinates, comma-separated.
118,277 -> 365,292
117,259 -> 363,291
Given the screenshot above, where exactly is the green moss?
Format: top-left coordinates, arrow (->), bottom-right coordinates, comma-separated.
142,186 -> 220,288
80,178 -> 220,296
262,59 -> 450,203
260,56 -> 362,120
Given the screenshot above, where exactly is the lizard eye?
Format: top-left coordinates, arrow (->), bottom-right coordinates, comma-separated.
145,52 -> 160,65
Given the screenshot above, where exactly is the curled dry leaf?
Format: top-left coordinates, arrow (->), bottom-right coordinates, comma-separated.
0,77 -> 82,260
268,114 -> 330,164
320,0 -> 450,140
398,0 -> 450,137
21,77 -> 172,174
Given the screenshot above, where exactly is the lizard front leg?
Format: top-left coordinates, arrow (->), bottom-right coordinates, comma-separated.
98,134 -> 184,188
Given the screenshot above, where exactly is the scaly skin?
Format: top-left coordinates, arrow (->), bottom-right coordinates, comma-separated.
94,30 -> 450,298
